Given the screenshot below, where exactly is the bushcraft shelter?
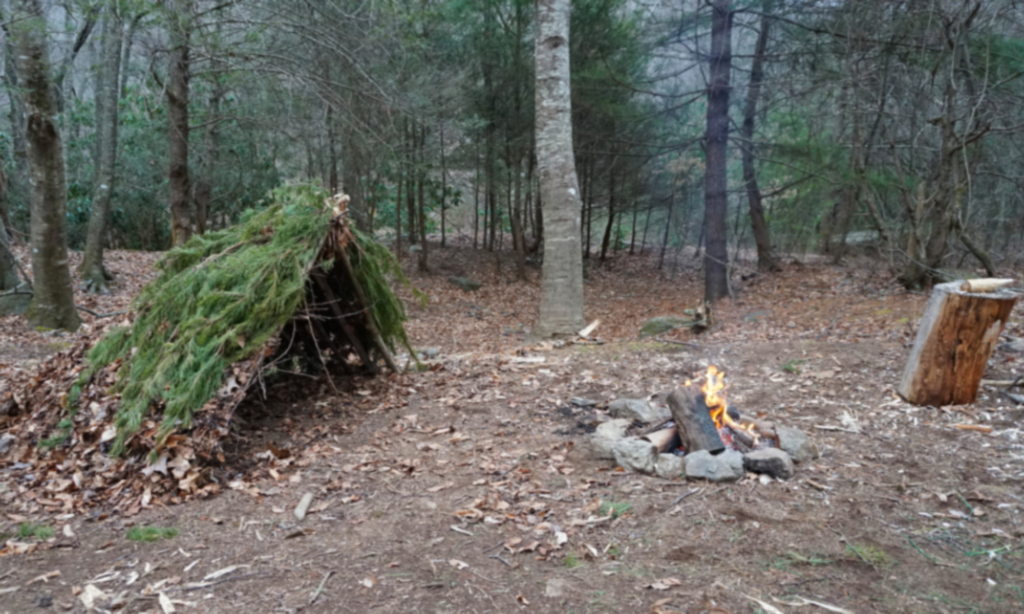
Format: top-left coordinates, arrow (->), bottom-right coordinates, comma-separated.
64,184 -> 414,457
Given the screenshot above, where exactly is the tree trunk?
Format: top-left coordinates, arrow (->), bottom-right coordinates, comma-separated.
740,13 -> 778,273
395,166 -> 403,256
80,0 -> 123,292
342,133 -> 367,232
532,0 -> 585,338
193,52 -> 222,237
600,168 -> 615,261
703,0 -> 732,303
510,156 -> 527,280
12,0 -> 81,330
327,104 -> 338,194
439,123 -> 447,248
660,185 -> 674,270
119,11 -> 146,98
473,149 -> 479,250
629,205 -> 638,255
2,29 -> 29,221
416,124 -> 428,272
167,0 -> 192,247
0,214 -> 18,290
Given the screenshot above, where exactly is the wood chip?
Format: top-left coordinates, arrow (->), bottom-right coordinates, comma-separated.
954,424 -> 993,433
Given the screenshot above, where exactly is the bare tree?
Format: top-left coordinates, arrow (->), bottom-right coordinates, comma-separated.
533,0 -> 585,338
80,0 -> 123,292
740,11 -> 778,272
11,0 -> 81,330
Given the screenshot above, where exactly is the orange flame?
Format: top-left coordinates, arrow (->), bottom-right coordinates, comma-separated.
701,366 -> 759,444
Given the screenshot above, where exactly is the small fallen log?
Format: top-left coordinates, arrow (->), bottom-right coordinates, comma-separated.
641,426 -> 681,453
666,386 -> 724,455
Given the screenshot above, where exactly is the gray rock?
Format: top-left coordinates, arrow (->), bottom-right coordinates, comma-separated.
0,284 -> 32,317
447,276 -> 482,292
608,398 -> 670,424
776,426 -> 820,462
0,433 -> 14,455
571,397 -> 598,407
684,449 -> 745,482
419,347 -> 441,359
655,453 -> 685,479
589,419 -> 632,460
743,448 -> 795,480
639,316 -> 692,338
612,438 -> 659,474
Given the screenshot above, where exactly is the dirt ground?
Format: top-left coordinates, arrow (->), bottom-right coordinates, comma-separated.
3,244 -> 1024,614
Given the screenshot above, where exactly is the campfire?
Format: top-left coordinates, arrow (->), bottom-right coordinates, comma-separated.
589,365 -> 814,482
642,366 -> 779,457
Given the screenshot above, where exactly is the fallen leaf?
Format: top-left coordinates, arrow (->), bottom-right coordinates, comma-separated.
448,559 -> 469,570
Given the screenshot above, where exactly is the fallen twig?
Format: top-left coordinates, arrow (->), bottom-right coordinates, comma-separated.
489,554 -> 512,568
75,305 -> 127,319
671,488 -> 701,506
308,570 -> 334,606
177,571 -> 271,592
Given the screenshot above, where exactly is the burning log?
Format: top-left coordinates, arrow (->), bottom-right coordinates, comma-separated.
641,426 -> 681,453
899,280 -> 1018,406
666,387 -> 725,455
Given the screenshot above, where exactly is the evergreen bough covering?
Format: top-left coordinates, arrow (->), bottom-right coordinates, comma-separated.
71,185 -> 412,454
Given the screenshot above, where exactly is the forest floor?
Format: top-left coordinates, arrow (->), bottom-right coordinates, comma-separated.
2,242 -> 1024,614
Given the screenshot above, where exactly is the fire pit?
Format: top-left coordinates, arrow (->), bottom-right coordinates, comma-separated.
589,366 -> 818,482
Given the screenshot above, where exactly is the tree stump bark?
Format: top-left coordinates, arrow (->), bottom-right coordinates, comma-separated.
899,280 -> 1018,406
666,386 -> 725,455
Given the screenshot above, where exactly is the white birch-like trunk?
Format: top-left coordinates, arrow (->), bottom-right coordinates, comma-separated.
533,0 -> 585,338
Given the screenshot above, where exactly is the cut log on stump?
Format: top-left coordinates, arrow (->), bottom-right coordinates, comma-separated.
899,280 -> 1018,406
641,427 -> 681,453
666,387 -> 725,455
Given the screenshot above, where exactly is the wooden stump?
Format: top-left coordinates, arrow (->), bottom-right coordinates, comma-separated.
666,386 -> 725,454
899,280 -> 1018,406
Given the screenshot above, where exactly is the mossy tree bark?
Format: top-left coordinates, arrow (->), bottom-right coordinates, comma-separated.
11,0 -> 81,330
80,0 -> 123,293
167,0 -> 192,247
533,0 -> 585,338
